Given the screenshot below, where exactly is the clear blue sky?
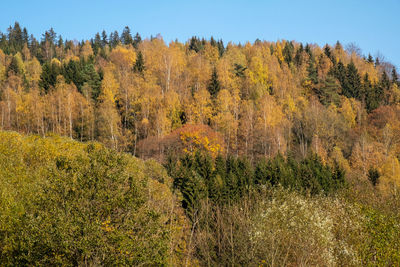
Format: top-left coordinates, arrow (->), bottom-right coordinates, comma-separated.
1,0 -> 399,68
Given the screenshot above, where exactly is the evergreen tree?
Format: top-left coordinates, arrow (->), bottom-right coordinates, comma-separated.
217,39 -> 225,57
283,41 -> 294,65
343,61 -> 361,99
368,167 -> 380,186
324,45 -> 334,63
109,31 -> 120,47
316,74 -> 341,106
391,67 -> 398,84
367,54 -> 374,63
207,67 -> 221,98
305,43 -> 312,57
39,61 -> 61,93
121,26 -> 133,45
93,32 -> 102,54
334,61 -> 347,86
133,51 -> 145,73
307,55 -> 318,84
133,33 -> 142,49
294,43 -> 303,66
101,30 -> 108,47
188,36 -> 203,52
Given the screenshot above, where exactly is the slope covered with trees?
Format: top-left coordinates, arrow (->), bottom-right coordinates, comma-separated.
1,22 -> 399,192
1,22 -> 400,265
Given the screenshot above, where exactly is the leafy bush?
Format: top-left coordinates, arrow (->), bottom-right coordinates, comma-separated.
0,131 -> 190,265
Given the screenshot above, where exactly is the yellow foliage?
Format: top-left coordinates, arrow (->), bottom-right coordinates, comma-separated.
109,45 -> 136,69
180,127 -> 223,158
378,156 -> 400,194
340,98 -> 356,128
80,40 -> 94,60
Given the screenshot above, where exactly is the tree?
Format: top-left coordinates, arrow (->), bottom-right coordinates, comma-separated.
343,61 -> 362,99
7,52 -> 25,76
133,50 -> 145,73
392,67 -> 398,84
315,65 -> 341,106
207,67 -> 221,98
368,167 -> 380,186
133,33 -> 142,49
121,26 -> 133,45
96,66 -> 121,149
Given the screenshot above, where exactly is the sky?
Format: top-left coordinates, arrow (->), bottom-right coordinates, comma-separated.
1,0 -> 399,68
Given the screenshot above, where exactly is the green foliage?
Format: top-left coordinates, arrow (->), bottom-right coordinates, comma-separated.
307,55 -> 318,84
133,50 -> 145,73
168,151 -> 346,220
207,67 -> 221,98
0,131 -> 187,265
343,61 -> 362,99
62,60 -> 102,99
39,61 -> 61,92
316,74 -> 341,106
283,41 -> 294,65
361,207 -> 400,266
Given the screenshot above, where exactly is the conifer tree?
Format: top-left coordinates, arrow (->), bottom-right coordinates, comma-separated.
391,67 -> 398,84
207,67 -> 221,98
121,26 -> 133,45
133,33 -> 142,49
367,54 -> 374,63
133,50 -> 145,73
307,56 -> 318,84
294,43 -> 303,66
343,61 -> 361,99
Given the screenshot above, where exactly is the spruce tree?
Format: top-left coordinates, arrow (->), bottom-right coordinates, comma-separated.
343,61 -> 361,99
133,33 -> 142,49
121,26 -> 133,45
133,51 -> 145,73
283,41 -> 294,65
391,67 -> 398,84
101,30 -> 108,47
294,43 -> 303,66
207,67 -> 221,98
317,74 -> 341,106
367,167 -> 380,186
367,54 -> 374,63
307,56 -> 318,84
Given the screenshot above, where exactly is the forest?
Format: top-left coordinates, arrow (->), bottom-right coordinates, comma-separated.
0,22 -> 400,266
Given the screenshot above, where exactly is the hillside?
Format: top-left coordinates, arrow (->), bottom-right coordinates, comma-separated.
0,23 -> 399,194
0,131 -> 191,265
1,22 -> 400,265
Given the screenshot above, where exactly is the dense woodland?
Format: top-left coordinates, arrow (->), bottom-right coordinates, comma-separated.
1,22 -> 400,265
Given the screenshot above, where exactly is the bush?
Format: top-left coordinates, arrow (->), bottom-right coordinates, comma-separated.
0,131 -> 190,265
